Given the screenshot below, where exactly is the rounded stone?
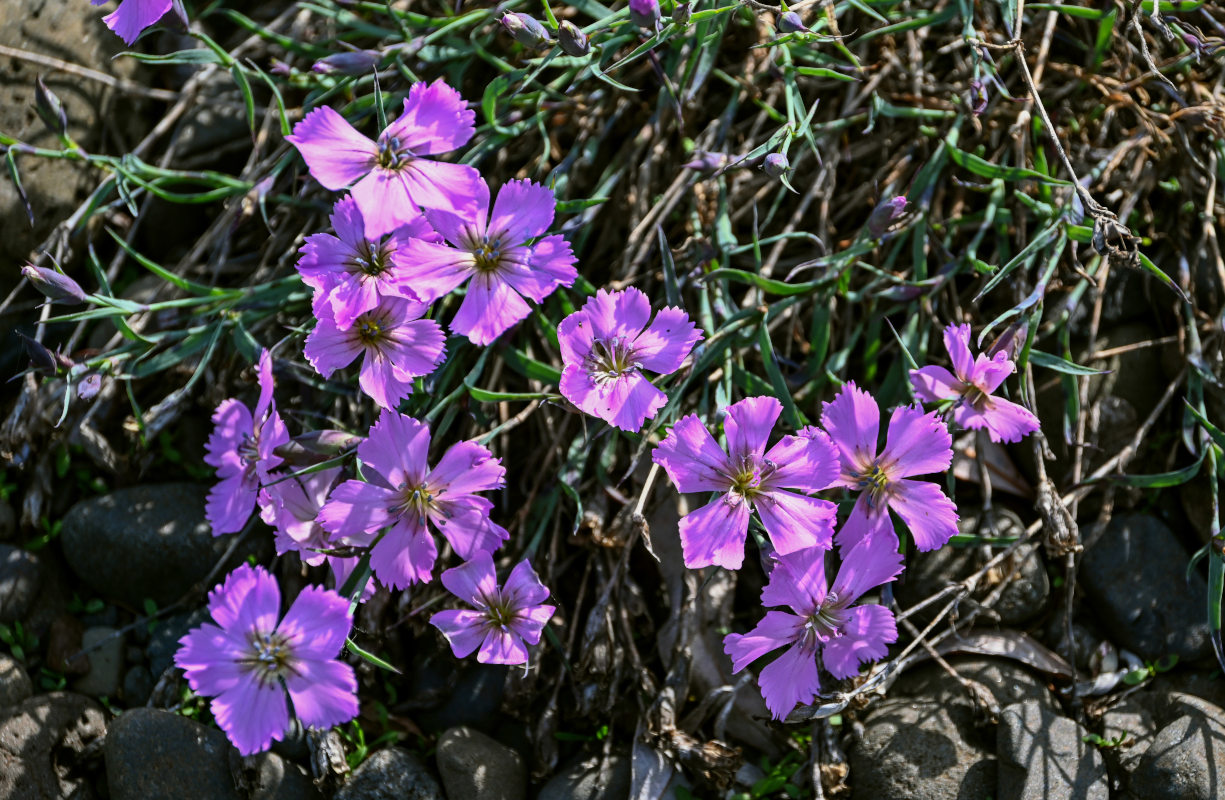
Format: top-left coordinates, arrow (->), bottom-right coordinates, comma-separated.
335,748 -> 444,800
0,544 -> 42,624
105,707 -> 240,800
436,726 -> 526,800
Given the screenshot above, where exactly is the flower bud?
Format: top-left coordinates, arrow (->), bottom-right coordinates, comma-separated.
273,430 -> 364,466
21,264 -> 88,305
763,153 -> 789,178
77,371 -> 102,400
311,50 -> 381,76
968,79 -> 988,116
502,12 -> 551,49
682,150 -> 731,173
629,0 -> 661,30
778,11 -> 808,34
35,77 -> 68,138
672,1 -> 692,25
557,21 -> 590,57
866,196 -> 908,238
15,331 -> 58,374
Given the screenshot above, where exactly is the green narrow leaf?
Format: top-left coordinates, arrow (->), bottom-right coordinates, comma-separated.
345,637 -> 402,674
702,268 -> 821,297
229,65 -> 257,134
1137,252 -> 1189,302
5,149 -> 32,225
1029,349 -> 1110,376
948,144 -> 1072,185
1103,449 -> 1205,488
502,348 -> 562,384
658,224 -> 680,308
757,320 -> 803,429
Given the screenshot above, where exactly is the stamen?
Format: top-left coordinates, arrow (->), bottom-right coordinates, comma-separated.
354,315 -> 385,346
376,135 -> 413,170
585,336 -> 643,386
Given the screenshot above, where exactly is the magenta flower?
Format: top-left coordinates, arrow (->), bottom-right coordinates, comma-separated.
910,323 -> 1040,444
724,535 -> 902,719
91,0 -> 172,44
557,287 -> 702,432
297,196 -> 439,329
303,296 -> 445,409
174,564 -> 359,755
286,80 -> 482,239
318,410 -> 508,589
651,397 -> 839,570
205,350 -> 290,535
821,382 -> 958,552
399,178 -> 577,345
430,552 -> 555,665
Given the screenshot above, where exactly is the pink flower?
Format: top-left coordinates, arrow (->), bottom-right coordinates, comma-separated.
91,0 -> 172,44
174,564 -> 358,755
204,350 -> 290,535
910,323 -> 1040,444
303,296 -> 445,409
318,410 -> 508,589
724,535 -> 902,720
297,196 -> 439,329
430,552 -> 555,665
821,383 -> 958,552
399,178 -> 577,345
652,397 -> 839,570
557,287 -> 702,431
286,80 -> 482,238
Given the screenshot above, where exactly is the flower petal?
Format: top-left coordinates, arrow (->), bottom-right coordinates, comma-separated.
385,79 -> 476,155
763,427 -> 840,494
427,440 -> 504,497
760,547 -> 827,612
757,643 -> 820,720
488,179 -> 556,243
211,679 -> 289,756
440,551 -> 498,607
436,509 -> 508,560
450,272 -> 532,346
478,628 -> 530,665
820,382 -> 880,474
652,415 -> 730,494
430,609 -> 488,659
358,409 -> 431,488
285,658 -> 359,730
943,323 -> 974,380
888,479 -> 959,552
830,530 -> 903,604
754,490 -> 836,555
317,480 -> 395,542
835,495 -> 894,552
503,559 -> 551,609
207,563 -> 281,636
976,396 -> 1040,444
632,306 -> 701,374
286,106 -> 377,191
400,159 -> 484,215
278,585 -> 352,660
724,396 -> 782,461
881,405 -> 952,478
678,496 -> 751,570
723,610 -> 803,672
206,472 -> 256,536
370,521 -> 437,589
395,239 -> 473,303
821,604 -> 896,680
909,365 -> 960,404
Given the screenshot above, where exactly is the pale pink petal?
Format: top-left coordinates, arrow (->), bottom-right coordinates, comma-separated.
604,373 -> 667,432
396,239 -> 474,303
437,509 -> 508,560
507,603 -> 555,645
488,179 -> 556,243
317,480 -> 395,542
357,408 -> 431,487
400,159 -> 484,215
206,563 -> 282,635
909,365 -> 961,404
285,658 -> 359,730
204,399 -> 251,472
632,306 -> 702,374
212,679 -> 289,756
357,351 -> 415,409
516,235 -> 577,299
387,317 -> 446,379
427,440 -> 505,496
450,273 -> 532,346
978,396 -> 1040,444
757,643 -> 820,720
440,552 -> 498,607
101,0 -> 173,45
498,244 -> 574,303
821,604 -> 896,680
760,548 -> 827,613
888,479 -> 959,551
303,314 -> 359,378
830,531 -> 903,604
286,106 -> 377,191
207,472 -> 256,535
555,308 -> 595,366
330,195 -> 368,249
370,523 -> 437,589
974,354 -> 1015,394
478,628 -> 530,665
724,396 -> 781,461
253,349 -> 277,423
754,490 -> 836,555
278,585 -> 352,660
723,610 -> 804,672
384,79 -> 476,155
503,560 -> 550,608
678,496 -> 751,570
820,382 -> 880,473
350,169 -> 416,240
430,609 -> 488,658
943,323 -> 974,380
762,427 -> 840,493
835,495 -> 893,551
652,415 -> 731,493
881,405 -> 952,478
175,624 -> 247,696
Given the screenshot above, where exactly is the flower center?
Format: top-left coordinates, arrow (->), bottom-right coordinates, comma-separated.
353,314 -> 386,346
243,630 -> 294,686
856,462 -> 892,506
801,593 -> 848,648
376,135 -> 412,170
484,595 -> 519,629
389,482 -> 440,522
350,239 -> 392,278
585,336 -> 642,386
472,236 -> 505,273
728,454 -> 773,501
961,383 -> 991,412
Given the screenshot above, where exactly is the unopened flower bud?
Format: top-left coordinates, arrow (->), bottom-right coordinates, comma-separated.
682,150 -> 731,173
866,196 -> 908,238
672,1 -> 692,25
557,21 -> 590,57
968,79 -> 988,116
312,50 -> 381,76
35,77 -> 68,138
274,430 -> 364,466
502,12 -> 551,49
21,264 -> 87,305
77,371 -> 102,400
15,331 -> 58,374
763,153 -> 789,178
629,0 -> 661,30
778,11 -> 808,34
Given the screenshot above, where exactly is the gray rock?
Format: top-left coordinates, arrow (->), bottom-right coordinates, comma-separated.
0,500 -> 14,541
121,665 -> 154,707
244,751 -> 322,800
105,707 -> 239,800
850,698 -> 996,800
417,662 -> 507,732
1080,514 -> 1210,662
893,656 -> 1057,714
1100,697 -> 1157,786
0,653 -> 31,709
0,544 -> 42,623
996,700 -> 1109,800
1127,696 -> 1225,800
335,748 -> 444,800
147,607 -> 210,678
72,625 -> 124,698
436,726 -> 526,800
60,483 -> 268,607
537,753 -> 632,800
0,691 -> 107,799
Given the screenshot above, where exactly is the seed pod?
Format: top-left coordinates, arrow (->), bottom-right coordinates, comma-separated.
629,0 -> 661,30
34,77 -> 68,137
311,50 -> 381,76
778,11 -> 808,33
558,21 -> 590,57
21,264 -> 88,305
763,153 -> 790,179
501,12 -> 551,49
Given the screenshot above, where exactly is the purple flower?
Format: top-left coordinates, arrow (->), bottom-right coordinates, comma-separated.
910,323 -> 1040,444
400,178 -> 577,345
430,552 -> 555,665
286,79 -> 482,238
91,0 -> 172,44
318,410 -> 508,589
652,397 -> 839,570
297,196 -> 438,329
205,350 -> 290,535
723,535 -> 902,719
821,382 -> 958,552
174,564 -> 359,755
22,264 -> 88,305
303,295 -> 445,409
629,0 -> 661,29
557,287 -> 702,432
866,196 -> 908,238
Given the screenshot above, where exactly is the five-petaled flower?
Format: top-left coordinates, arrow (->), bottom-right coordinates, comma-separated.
557,287 -> 702,431
297,195 -> 438,329
304,295 -> 445,409
400,177 -> 577,345
91,0 -> 172,45
724,535 -> 902,719
205,350 -> 290,535
652,396 -> 840,570
286,80 -> 482,238
821,382 -> 958,551
910,323 -> 1040,444
174,564 -> 359,755
430,551 -> 556,665
319,410 -> 508,589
